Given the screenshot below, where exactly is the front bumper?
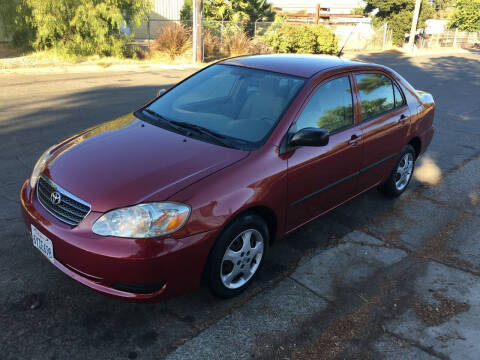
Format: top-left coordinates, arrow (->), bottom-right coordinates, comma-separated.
20,180 -> 219,302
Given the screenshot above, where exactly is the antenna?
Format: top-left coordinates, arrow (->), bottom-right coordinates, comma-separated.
337,23 -> 358,57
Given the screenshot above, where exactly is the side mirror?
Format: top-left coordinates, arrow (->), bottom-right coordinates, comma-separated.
157,88 -> 167,97
289,127 -> 329,147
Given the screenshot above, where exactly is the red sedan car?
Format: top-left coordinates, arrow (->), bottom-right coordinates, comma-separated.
20,55 -> 435,301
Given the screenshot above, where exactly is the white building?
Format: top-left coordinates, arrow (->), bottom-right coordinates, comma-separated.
151,0 -> 185,20
269,0 -> 366,14
425,19 -> 448,35
151,0 -> 366,20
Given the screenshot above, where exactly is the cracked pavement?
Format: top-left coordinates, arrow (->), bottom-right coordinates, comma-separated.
1,51 -> 480,359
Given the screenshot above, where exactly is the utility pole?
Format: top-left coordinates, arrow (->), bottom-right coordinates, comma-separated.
192,0 -> 204,63
408,0 -> 422,53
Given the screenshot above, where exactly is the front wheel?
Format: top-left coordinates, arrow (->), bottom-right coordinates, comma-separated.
206,214 -> 269,298
379,145 -> 415,198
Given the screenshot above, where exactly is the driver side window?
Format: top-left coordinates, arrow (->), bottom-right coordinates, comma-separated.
296,76 -> 354,134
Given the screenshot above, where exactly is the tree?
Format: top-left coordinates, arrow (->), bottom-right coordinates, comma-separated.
180,0 -> 193,21
181,0 -> 275,24
432,0 -> 456,18
2,0 -> 151,56
448,0 -> 480,31
350,6 -> 365,15
238,0 -> 275,23
364,0 -> 435,46
0,0 -> 35,50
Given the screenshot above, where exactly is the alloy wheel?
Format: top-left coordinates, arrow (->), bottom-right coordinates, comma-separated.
220,229 -> 264,289
395,152 -> 414,191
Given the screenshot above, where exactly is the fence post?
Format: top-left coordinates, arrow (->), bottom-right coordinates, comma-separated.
453,28 -> 458,48
147,17 -> 150,52
193,0 -> 204,63
383,23 -> 388,49
221,21 -> 224,46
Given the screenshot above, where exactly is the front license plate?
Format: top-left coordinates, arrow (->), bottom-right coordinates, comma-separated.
31,225 -> 55,264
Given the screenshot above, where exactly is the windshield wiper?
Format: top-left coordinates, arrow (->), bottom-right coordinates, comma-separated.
142,109 -> 188,134
142,109 -> 238,148
168,120 -> 236,148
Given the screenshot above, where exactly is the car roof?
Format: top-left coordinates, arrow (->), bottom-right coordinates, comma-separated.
220,54 -> 367,78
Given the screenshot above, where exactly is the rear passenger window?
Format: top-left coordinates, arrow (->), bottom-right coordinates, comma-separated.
296,76 -> 353,134
394,84 -> 405,107
356,73 -> 395,120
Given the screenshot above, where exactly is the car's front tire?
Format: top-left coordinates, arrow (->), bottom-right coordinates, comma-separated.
206,213 -> 269,298
379,144 -> 416,198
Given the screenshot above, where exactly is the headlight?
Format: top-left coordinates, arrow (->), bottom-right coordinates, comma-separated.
29,145 -> 56,188
92,202 -> 190,238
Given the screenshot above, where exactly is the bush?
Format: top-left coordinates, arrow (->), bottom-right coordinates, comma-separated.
1,0 -> 151,57
0,0 -> 35,50
448,0 -> 480,32
203,30 -> 225,60
264,23 -> 338,55
154,23 -> 191,60
248,37 -> 273,54
123,44 -> 147,59
224,31 -> 251,56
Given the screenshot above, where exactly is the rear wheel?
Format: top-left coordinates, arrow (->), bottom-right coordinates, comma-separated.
379,145 -> 415,198
206,214 -> 269,298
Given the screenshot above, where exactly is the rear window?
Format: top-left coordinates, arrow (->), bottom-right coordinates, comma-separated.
394,83 -> 405,107
356,73 -> 395,120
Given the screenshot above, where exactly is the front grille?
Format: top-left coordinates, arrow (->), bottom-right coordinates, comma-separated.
37,175 -> 91,226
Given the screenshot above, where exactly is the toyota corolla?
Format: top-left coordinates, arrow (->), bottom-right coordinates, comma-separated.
20,54 -> 435,301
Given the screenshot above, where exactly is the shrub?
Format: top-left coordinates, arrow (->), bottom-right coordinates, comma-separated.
203,30 -> 225,60
123,44 -> 147,59
448,0 -> 480,32
224,31 -> 251,56
264,23 -> 338,55
248,37 -> 273,54
1,0 -> 151,57
154,23 -> 191,60
0,0 -> 35,50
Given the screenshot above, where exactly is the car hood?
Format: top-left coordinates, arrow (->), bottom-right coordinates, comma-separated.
43,114 -> 249,212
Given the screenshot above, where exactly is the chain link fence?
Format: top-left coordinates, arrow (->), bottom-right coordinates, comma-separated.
133,18 -> 248,60
254,20 -> 392,51
132,17 -> 479,62
417,30 -> 480,49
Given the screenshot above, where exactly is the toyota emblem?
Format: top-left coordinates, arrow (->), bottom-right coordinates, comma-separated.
50,191 -> 61,205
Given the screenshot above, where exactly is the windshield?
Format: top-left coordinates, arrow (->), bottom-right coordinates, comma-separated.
145,64 -> 305,149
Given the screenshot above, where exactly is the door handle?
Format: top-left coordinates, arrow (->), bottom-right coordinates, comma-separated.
348,134 -> 362,146
398,114 -> 407,124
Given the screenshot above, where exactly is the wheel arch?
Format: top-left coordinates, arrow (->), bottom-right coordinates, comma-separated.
408,136 -> 421,159
227,205 -> 278,245
200,204 -> 278,287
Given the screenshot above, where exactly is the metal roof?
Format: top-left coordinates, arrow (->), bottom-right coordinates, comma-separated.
221,54 -> 358,78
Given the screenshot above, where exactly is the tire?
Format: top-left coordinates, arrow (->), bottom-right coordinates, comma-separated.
379,144 -> 416,198
206,213 -> 269,299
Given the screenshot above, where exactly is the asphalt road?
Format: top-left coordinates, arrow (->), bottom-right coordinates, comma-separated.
1,51 -> 480,360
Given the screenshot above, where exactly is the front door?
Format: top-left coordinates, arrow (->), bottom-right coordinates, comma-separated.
286,74 -> 363,232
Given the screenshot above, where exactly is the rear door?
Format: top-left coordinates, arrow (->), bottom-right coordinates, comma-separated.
286,73 -> 363,232
353,72 -> 411,191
